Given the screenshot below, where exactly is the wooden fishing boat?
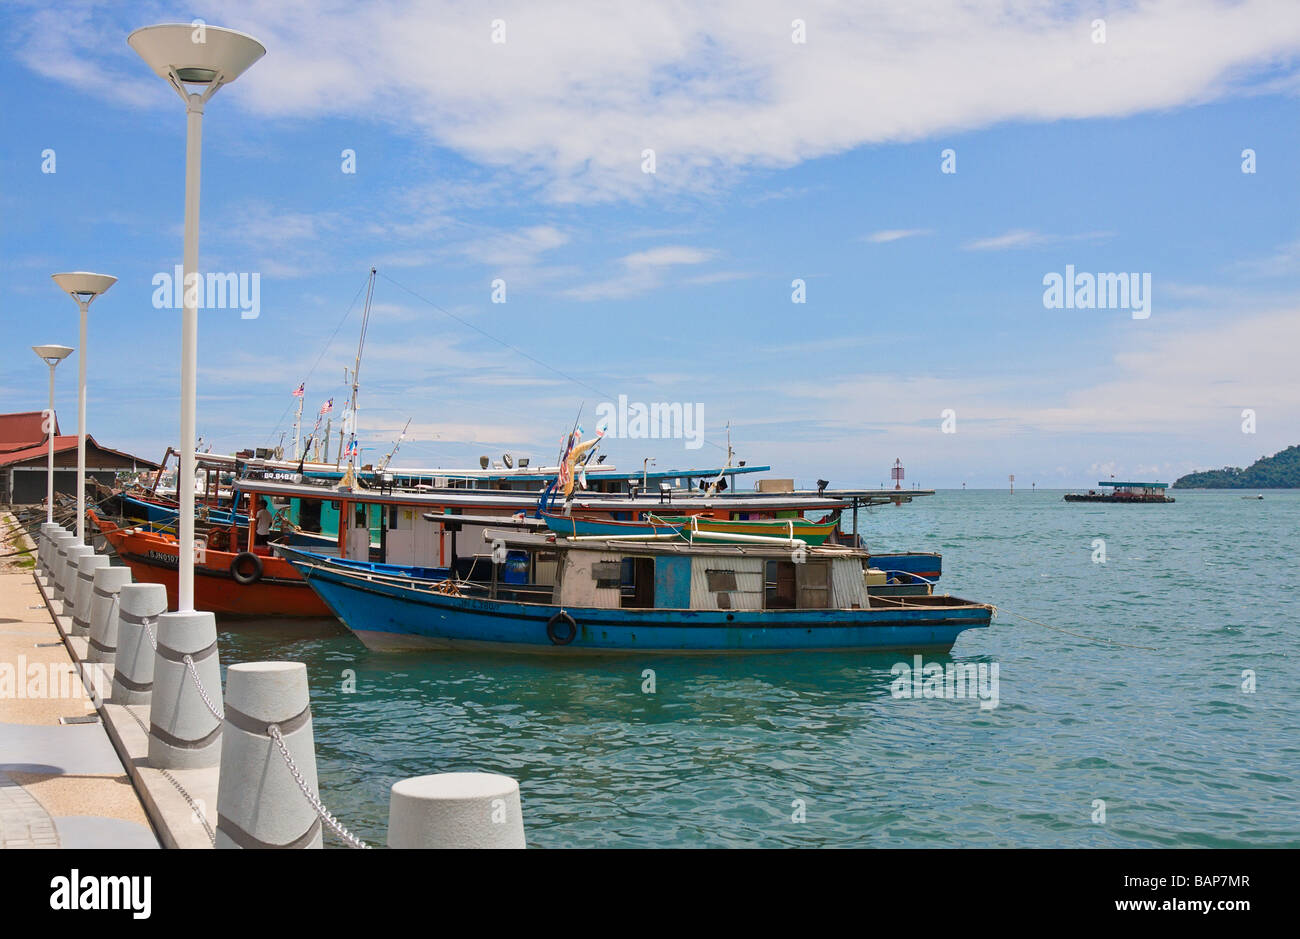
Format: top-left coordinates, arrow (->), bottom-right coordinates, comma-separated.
281,533 -> 992,654
88,510 -> 332,617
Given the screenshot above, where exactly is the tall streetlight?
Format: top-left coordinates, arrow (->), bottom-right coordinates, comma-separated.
31,345 -> 74,523
128,23 -> 264,613
51,273 -> 116,543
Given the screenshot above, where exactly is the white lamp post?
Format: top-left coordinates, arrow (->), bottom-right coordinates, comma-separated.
51,273 -> 116,543
129,23 -> 264,612
31,344 -> 74,523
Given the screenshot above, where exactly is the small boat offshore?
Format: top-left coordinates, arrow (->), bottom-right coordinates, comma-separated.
1064,481 -> 1175,503
280,532 -> 992,655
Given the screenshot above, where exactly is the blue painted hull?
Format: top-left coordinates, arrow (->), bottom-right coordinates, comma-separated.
287,554 -> 990,655
121,493 -> 247,527
869,552 -> 942,583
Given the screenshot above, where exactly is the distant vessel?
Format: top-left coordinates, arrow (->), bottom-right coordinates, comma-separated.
1064,481 -> 1174,503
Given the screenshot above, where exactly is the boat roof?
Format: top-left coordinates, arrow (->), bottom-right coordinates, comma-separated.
480,528 -> 870,560
236,477 -> 849,512
1100,481 -> 1168,488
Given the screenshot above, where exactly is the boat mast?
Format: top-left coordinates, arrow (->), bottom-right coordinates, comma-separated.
378,418 -> 411,473
292,390 -> 304,460
340,267 -> 376,488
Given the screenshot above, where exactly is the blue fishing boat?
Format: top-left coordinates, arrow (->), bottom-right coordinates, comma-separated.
281,533 -> 991,654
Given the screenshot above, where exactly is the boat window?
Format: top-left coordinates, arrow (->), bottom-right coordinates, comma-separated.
705,569 -> 738,592
765,560 -> 797,609
620,556 -> 655,609
298,499 -> 323,534
591,560 -> 622,589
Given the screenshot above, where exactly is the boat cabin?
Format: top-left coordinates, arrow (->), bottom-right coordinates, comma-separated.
483,531 -> 882,612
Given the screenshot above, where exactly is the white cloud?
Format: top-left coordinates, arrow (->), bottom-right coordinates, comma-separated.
461,225 -> 569,268
963,229 -> 1113,251
563,244 -> 716,299
865,229 -> 931,243
17,0 -> 1300,203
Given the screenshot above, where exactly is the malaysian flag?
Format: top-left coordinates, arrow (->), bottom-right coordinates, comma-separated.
319,398 -> 333,415
292,382 -> 304,398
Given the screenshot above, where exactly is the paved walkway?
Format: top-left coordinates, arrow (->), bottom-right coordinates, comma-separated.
0,514 -> 158,848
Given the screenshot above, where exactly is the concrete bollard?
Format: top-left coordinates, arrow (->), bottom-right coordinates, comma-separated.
71,554 -> 111,637
44,531 -> 71,581
216,662 -> 322,849
111,583 -> 166,706
387,773 -> 526,848
37,524 -> 62,580
148,611 -> 222,769
48,533 -> 77,600
57,545 -> 93,616
88,567 -> 133,665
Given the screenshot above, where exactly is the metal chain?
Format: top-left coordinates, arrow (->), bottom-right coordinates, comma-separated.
119,700 -> 216,847
267,724 -> 370,849
182,654 -> 225,722
161,768 -> 217,847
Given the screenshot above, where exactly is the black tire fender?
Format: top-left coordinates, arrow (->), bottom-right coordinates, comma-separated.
546,610 -> 578,646
230,551 -> 264,585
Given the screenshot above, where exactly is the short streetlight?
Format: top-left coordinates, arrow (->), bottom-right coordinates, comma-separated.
31,344 -> 74,523
129,23 -> 264,613
51,273 -> 116,543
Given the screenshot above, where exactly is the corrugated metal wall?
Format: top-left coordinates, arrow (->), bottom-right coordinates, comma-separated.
690,556 -> 764,610
831,558 -> 868,609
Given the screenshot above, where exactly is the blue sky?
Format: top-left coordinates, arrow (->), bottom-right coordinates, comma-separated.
1,1 -> 1298,488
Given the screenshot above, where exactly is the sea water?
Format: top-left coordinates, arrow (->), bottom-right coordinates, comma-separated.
218,489 -> 1299,847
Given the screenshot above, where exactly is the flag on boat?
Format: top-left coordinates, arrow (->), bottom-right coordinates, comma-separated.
559,426 -> 605,499
320,398 -> 333,415
292,382 -> 304,398
345,439 -> 358,459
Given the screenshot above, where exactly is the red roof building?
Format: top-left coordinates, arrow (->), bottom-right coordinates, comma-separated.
0,410 -> 159,505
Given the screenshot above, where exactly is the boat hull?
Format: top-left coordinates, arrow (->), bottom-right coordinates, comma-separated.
90,512 -> 331,617
290,555 -> 990,655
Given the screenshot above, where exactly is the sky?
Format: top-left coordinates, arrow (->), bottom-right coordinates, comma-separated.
1,0 -> 1298,489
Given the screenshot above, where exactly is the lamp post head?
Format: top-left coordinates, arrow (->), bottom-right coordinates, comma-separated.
52,272 -> 117,307
32,344 -> 74,367
128,24 -> 265,100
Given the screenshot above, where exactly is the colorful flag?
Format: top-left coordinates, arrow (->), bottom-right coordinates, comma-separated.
292,382 -> 305,398
320,398 -> 333,415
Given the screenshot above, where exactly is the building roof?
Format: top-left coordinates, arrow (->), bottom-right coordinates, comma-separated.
0,411 -> 59,451
0,411 -> 159,470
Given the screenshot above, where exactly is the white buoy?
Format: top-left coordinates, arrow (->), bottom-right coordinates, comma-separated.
70,554 -> 111,637
148,610 -> 222,769
88,567 -> 133,664
216,662 -> 323,849
57,545 -> 93,615
111,583 -> 166,706
387,773 -> 526,849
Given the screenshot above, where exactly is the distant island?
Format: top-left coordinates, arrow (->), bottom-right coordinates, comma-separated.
1173,444 -> 1300,488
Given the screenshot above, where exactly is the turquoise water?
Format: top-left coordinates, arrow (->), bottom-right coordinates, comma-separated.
218,490 -> 1300,847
